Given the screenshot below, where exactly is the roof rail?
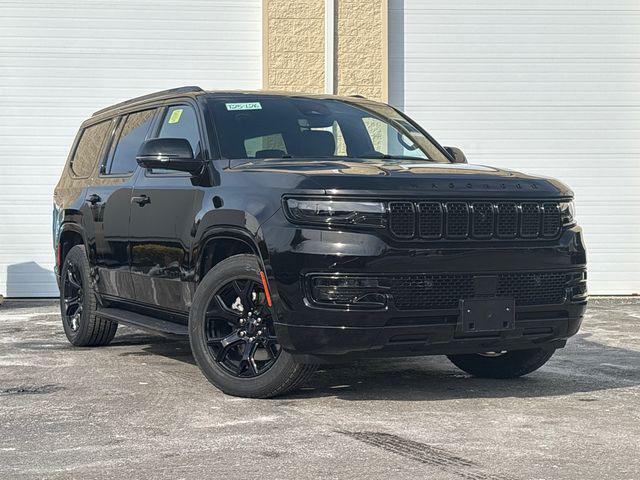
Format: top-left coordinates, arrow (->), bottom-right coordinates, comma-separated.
92,86 -> 204,116
349,94 -> 366,99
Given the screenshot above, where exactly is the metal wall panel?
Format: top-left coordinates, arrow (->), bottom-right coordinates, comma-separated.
0,0 -> 262,297
390,0 -> 640,294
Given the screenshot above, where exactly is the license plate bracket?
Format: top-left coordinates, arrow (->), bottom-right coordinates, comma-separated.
460,298 -> 515,333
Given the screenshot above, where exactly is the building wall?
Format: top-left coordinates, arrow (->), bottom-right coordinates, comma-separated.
335,0 -> 387,101
0,0 -> 262,298
262,0 -> 326,93
263,0 -> 388,101
390,0 -> 640,295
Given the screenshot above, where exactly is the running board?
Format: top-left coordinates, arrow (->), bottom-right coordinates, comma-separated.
97,307 -> 188,336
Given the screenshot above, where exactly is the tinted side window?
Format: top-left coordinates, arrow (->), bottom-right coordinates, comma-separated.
70,120 -> 111,177
109,109 -> 155,175
156,105 -> 201,157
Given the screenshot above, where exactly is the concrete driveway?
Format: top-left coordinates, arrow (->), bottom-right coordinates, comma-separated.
1,298 -> 638,479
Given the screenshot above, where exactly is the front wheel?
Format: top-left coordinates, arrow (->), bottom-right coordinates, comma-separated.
189,254 -> 316,398
447,347 -> 557,379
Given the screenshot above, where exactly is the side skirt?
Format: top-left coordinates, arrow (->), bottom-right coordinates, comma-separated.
96,307 -> 188,336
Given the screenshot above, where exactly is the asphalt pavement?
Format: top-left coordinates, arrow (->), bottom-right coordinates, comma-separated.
1,298 -> 639,479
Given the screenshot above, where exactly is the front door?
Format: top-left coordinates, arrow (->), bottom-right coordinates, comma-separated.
128,103 -> 204,313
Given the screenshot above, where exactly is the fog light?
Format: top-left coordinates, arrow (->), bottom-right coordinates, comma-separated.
565,271 -> 587,301
309,276 -> 389,308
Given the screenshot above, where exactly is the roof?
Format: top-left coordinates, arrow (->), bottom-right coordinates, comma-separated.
204,89 -> 368,101
92,85 -> 205,116
92,86 -> 376,117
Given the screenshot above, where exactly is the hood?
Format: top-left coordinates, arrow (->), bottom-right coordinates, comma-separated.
230,157 -> 573,198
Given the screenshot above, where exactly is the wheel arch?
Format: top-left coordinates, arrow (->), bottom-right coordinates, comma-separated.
195,227 -> 271,285
57,223 -> 88,271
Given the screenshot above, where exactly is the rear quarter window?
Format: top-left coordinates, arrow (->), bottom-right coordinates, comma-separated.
70,120 -> 112,178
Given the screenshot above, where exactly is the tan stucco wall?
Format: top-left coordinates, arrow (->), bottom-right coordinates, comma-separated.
335,0 -> 387,101
262,0 -> 325,93
262,0 -> 388,101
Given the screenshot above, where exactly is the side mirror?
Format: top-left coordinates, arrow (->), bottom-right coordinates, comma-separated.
444,146 -> 467,164
136,138 -> 204,174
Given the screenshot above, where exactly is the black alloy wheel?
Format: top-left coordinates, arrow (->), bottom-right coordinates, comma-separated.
189,254 -> 317,398
205,278 -> 281,378
62,261 -> 85,334
59,245 -> 118,347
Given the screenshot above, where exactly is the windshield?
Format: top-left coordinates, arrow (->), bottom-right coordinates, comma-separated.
207,96 -> 450,163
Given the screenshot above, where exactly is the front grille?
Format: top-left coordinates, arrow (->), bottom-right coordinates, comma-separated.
390,273 -> 475,310
388,271 -> 571,310
307,270 -> 585,311
496,272 -> 568,307
388,200 -> 562,241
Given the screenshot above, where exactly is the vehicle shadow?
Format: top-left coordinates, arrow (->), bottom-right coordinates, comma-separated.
5,262 -> 58,298
289,333 -> 640,401
111,330 -> 196,363
130,330 -> 640,402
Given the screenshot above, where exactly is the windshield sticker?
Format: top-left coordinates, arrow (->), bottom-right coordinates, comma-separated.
168,108 -> 183,124
226,102 -> 262,111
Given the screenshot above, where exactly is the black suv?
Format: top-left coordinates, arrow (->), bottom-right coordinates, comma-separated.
53,86 -> 587,398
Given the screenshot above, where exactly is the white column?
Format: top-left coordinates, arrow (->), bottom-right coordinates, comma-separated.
324,0 -> 335,94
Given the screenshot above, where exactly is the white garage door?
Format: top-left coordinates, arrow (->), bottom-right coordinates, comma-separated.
0,0 -> 262,297
389,0 -> 640,295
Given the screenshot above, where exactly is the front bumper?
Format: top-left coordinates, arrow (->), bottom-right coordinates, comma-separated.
261,213 -> 587,361
277,314 -> 582,362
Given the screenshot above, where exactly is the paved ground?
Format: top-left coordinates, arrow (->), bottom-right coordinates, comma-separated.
0,298 -> 639,480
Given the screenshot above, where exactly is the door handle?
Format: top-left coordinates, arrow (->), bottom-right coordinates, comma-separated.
86,193 -> 102,205
131,194 -> 151,206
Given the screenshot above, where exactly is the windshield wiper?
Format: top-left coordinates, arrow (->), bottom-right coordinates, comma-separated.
354,154 -> 432,161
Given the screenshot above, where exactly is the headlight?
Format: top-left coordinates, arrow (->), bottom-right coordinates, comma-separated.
285,198 -> 386,227
559,201 -> 576,225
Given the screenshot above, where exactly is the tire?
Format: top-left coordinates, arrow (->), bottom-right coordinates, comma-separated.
447,347 -> 557,379
189,254 -> 317,398
59,245 -> 118,347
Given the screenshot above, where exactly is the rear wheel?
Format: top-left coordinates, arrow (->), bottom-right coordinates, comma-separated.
60,245 -> 118,346
447,347 -> 557,378
189,254 -> 316,398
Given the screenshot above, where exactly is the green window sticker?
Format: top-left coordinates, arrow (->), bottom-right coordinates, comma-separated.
225,102 -> 262,111
168,108 -> 183,124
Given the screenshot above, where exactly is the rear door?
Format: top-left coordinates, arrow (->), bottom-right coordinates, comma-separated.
59,118 -> 113,281
128,102 -> 204,312
89,108 -> 157,300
